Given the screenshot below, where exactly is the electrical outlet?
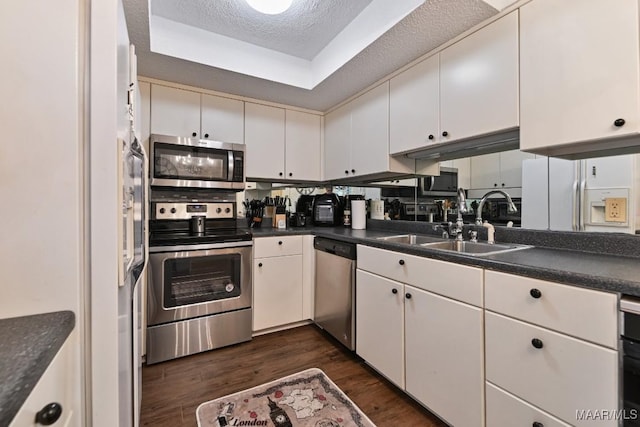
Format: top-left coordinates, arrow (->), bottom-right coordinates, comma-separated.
605,197 -> 627,223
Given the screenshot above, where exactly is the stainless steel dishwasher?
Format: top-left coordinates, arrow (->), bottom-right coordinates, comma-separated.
314,237 -> 357,350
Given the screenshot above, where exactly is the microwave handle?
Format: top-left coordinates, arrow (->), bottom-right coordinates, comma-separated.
228,151 -> 234,181
425,176 -> 435,191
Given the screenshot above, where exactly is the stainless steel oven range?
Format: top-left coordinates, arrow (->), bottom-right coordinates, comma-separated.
146,189 -> 253,364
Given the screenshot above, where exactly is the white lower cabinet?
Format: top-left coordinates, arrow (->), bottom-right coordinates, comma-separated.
356,244 -> 484,427
485,312 -> 618,427
486,382 -> 571,427
253,236 -> 305,331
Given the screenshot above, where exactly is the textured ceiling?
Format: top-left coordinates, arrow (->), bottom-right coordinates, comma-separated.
151,0 -> 373,60
123,0 -> 499,112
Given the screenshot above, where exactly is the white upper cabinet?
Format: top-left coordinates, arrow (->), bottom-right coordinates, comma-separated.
324,103 -> 352,181
324,82 -> 414,181
150,84 -> 245,144
389,54 -> 440,154
520,0 -> 640,157
244,103 -> 286,180
201,93 -> 244,144
440,10 -> 519,143
470,150 -> 535,190
285,110 -> 322,181
151,85 -> 201,138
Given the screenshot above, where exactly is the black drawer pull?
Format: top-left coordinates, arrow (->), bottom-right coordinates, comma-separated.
392,288 -> 398,294
531,338 -> 544,349
258,262 -> 263,267
398,259 -> 405,266
614,118 -> 626,127
191,132 -> 197,137
405,293 -> 412,299
530,288 -> 542,299
533,422 -> 544,427
278,241 -> 283,245
35,402 -> 62,425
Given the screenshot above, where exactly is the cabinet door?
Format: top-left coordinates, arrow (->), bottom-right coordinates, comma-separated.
150,84 -> 201,138
285,110 -> 321,181
405,287 -> 484,427
470,153 -> 501,189
440,11 -> 519,143
389,55 -> 439,154
244,103 -> 285,180
355,270 -> 405,388
253,255 -> 303,331
499,150 -> 535,188
201,94 -> 244,144
520,0 -> 640,153
452,157 -> 471,189
351,82 -> 390,177
323,103 -> 351,181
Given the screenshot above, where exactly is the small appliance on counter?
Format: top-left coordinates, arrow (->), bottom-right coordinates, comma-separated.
296,195 -> 315,224
313,193 -> 343,226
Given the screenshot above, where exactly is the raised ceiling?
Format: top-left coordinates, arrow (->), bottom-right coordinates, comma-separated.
124,0 -> 505,111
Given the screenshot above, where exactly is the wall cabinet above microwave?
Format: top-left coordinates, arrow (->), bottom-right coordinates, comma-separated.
150,84 -> 244,144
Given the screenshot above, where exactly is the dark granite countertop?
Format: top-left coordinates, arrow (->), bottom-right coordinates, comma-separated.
0,311 -> 75,426
251,223 -> 640,297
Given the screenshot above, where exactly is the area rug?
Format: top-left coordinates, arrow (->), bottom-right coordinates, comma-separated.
196,368 -> 376,427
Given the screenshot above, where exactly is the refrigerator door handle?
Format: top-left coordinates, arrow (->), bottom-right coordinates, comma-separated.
578,179 -> 587,231
572,180 -> 579,231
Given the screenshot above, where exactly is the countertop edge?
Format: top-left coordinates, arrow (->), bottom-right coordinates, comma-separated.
0,310 -> 75,426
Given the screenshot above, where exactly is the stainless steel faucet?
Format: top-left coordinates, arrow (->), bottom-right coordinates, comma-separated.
451,188 -> 468,241
475,190 -> 518,226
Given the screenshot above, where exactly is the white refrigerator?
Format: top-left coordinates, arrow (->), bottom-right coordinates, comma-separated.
522,154 -> 640,233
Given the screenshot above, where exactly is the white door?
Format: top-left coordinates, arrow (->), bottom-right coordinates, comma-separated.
520,0 -> 640,152
355,270 -> 405,388
150,85 -> 201,138
440,11 -> 519,143
244,103 -> 285,180
324,103 -> 351,181
200,94 -> 244,144
253,255 -> 303,331
389,54 -> 439,154
285,110 -> 321,181
405,286 -> 484,427
350,82 -> 390,177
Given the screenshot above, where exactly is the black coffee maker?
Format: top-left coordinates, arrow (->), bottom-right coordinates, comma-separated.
296,195 -> 315,223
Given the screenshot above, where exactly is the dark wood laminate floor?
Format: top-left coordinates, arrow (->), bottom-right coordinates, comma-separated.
141,325 -> 447,426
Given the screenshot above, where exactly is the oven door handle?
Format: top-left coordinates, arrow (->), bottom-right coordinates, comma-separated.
150,240 -> 253,253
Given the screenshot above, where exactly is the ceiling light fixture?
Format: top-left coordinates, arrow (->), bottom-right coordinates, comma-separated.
245,0 -> 293,15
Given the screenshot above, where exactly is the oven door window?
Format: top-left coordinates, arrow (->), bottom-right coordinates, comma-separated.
162,254 -> 241,308
154,143 -> 228,182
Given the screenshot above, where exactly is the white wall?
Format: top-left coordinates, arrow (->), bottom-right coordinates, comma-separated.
0,0 -> 85,424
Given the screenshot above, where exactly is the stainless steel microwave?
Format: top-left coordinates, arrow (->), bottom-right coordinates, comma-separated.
419,168 -> 458,197
150,134 -> 245,190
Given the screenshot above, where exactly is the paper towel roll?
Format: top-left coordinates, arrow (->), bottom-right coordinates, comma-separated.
371,199 -> 384,220
351,200 -> 366,230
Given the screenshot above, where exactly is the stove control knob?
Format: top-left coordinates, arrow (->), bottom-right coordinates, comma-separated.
170,208 -> 176,214
159,208 -> 165,214
216,207 -> 222,214
225,207 -> 231,213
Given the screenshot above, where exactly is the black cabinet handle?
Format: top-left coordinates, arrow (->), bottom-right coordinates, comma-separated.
392,288 -> 398,294
501,183 -> 505,187
204,133 -> 209,138
533,422 -> 544,427
531,338 -> 544,349
493,183 -> 498,187
258,262 -> 263,267
345,170 -> 349,174
398,259 -> 405,265
288,172 -> 292,177
530,288 -> 542,299
614,118 -> 626,127
192,132 -> 197,137
351,169 -> 356,173
442,131 -> 449,137
278,241 -> 283,245
428,134 -> 434,140
35,402 -> 62,425
405,293 -> 412,299
279,172 -> 283,176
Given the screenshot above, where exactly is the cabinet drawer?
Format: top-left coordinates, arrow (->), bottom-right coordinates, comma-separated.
485,270 -> 618,348
485,312 -> 618,427
254,236 -> 303,258
486,382 -> 571,427
357,245 -> 483,306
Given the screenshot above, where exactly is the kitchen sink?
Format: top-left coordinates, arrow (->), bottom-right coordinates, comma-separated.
376,234 -> 444,245
421,240 -> 531,256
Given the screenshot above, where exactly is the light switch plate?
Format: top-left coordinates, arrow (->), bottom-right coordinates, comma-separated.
605,197 -> 627,223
